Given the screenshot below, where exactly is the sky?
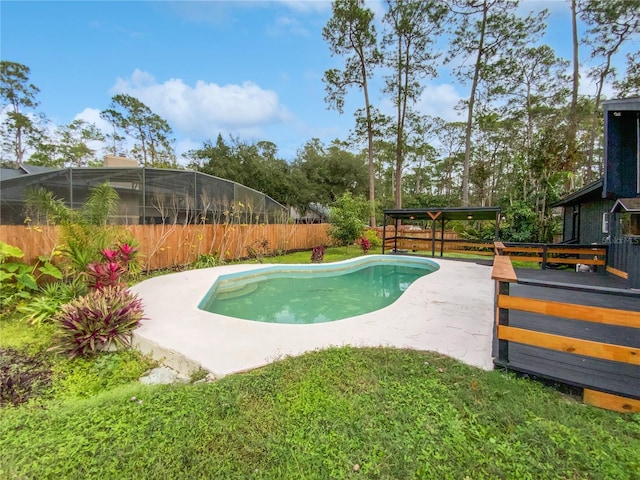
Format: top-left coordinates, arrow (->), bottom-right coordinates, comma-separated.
1,1 -> 634,163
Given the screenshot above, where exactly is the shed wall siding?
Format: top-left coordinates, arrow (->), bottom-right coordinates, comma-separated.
578,199 -> 614,244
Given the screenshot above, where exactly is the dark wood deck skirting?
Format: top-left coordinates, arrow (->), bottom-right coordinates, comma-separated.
493,267 -> 640,403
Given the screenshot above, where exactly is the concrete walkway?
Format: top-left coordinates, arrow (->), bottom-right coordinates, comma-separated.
130,257 -> 496,378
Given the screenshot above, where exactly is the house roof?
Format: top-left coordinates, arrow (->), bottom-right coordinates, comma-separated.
0,163 -> 58,180
383,206 -> 500,222
603,96 -> 640,112
611,198 -> 640,213
551,178 -> 604,207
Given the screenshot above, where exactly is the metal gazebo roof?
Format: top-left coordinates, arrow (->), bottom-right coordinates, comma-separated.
381,206 -> 501,256
383,206 -> 501,222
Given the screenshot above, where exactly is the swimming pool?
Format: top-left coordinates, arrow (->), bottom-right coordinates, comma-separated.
131,257 -> 495,376
198,255 -> 439,324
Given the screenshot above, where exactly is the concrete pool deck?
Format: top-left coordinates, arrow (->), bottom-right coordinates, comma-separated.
130,257 -> 495,378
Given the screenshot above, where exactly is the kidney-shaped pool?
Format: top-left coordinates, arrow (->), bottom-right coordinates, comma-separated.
198,255 -> 439,324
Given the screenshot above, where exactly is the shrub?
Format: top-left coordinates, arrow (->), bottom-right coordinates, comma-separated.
356,236 -> 372,254
363,229 -> 382,248
53,286 -> 145,358
328,192 -> 368,248
246,239 -> 270,263
311,245 -> 325,263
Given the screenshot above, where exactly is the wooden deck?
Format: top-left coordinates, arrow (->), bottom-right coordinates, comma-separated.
493,268 -> 640,401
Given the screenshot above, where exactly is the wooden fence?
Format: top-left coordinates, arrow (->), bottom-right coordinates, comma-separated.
0,223 -> 331,271
491,248 -> 640,413
376,227 -> 493,256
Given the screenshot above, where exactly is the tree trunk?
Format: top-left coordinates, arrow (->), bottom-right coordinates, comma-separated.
567,0 -> 580,173
462,0 -> 488,207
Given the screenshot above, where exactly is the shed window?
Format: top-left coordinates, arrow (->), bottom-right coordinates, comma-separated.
621,212 -> 640,236
602,212 -> 609,233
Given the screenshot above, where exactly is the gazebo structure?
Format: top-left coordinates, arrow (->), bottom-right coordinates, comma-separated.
382,206 -> 501,257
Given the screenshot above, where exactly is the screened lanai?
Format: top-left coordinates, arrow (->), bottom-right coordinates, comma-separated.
382,207 -> 502,257
0,167 -> 287,225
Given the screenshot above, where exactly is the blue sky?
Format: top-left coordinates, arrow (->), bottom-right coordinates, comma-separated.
1,1 -> 631,163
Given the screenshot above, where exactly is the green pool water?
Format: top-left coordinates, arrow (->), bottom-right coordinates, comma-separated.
198,260 -> 437,324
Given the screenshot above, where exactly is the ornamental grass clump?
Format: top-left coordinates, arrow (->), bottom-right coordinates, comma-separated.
54,286 -> 145,359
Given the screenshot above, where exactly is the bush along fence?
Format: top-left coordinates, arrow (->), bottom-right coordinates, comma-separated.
0,223 -> 331,272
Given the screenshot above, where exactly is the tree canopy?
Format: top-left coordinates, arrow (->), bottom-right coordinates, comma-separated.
2,0 -> 638,241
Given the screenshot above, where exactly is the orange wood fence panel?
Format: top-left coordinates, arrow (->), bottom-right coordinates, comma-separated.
0,223 -> 331,271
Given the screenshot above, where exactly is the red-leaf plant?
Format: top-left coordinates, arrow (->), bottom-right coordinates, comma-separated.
54,286 -> 145,358
311,245 -> 325,263
357,237 -> 371,255
86,243 -> 138,290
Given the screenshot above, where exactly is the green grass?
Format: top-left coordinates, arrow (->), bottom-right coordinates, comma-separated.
1,347 -> 638,479
0,312 -> 156,405
3,249 -> 638,478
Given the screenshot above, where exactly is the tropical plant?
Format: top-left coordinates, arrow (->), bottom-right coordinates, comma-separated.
53,286 -> 145,358
85,244 -> 139,290
25,183 -> 132,277
0,242 -> 63,310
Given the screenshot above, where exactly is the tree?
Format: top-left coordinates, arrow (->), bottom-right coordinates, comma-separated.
614,51 -> 640,97
0,61 -> 43,166
328,191 -> 369,248
323,0 -> 382,227
581,0 -> 640,181
568,0 -> 580,176
382,0 -> 448,209
100,94 -> 175,167
448,0 -> 547,206
292,138 -> 368,209
187,134 -> 298,209
29,119 -> 105,167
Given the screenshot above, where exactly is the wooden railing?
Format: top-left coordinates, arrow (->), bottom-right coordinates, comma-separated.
497,242 -> 607,270
491,244 -> 640,412
380,229 -> 494,257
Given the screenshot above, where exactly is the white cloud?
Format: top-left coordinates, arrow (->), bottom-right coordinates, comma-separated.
74,107 -> 111,132
109,69 -> 293,140
267,15 -> 310,36
275,0 -> 332,14
415,84 -> 465,122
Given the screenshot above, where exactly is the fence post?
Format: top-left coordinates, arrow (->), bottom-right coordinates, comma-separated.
541,244 -> 548,270
497,280 -> 510,365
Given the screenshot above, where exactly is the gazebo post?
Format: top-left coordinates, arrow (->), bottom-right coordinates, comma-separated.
382,214 -> 387,254
431,218 -> 436,257
440,217 -> 445,257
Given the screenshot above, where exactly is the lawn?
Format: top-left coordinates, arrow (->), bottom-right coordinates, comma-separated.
1,249 -> 638,479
